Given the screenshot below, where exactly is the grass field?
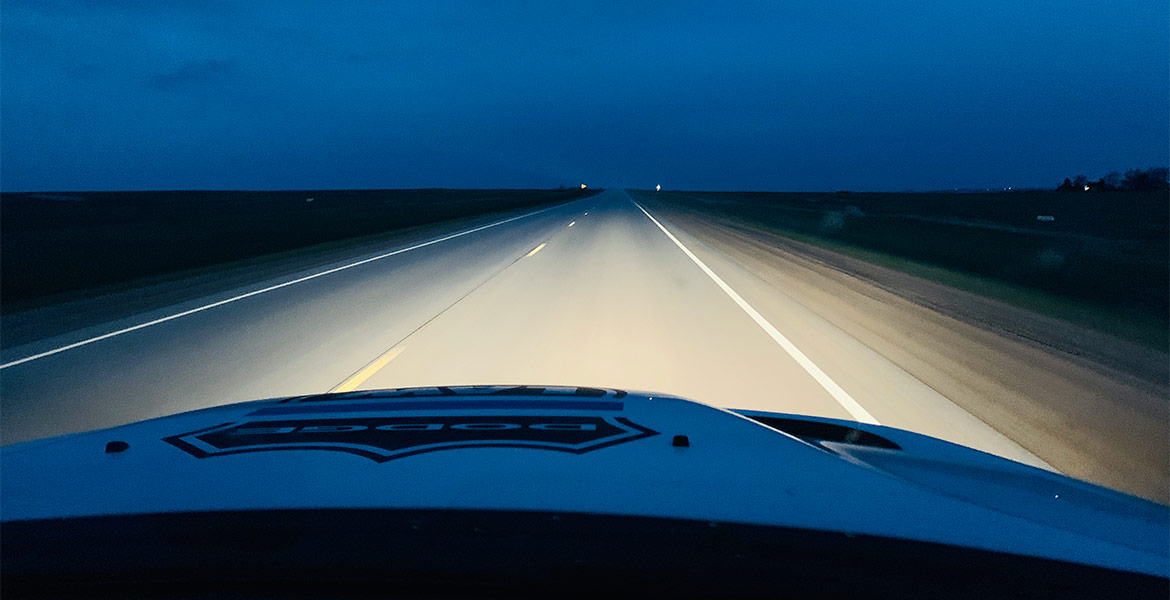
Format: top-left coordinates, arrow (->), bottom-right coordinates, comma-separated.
0,188 -> 598,308
631,189 -> 1169,351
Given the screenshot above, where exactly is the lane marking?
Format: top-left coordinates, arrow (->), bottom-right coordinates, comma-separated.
633,201 -> 879,425
331,346 -> 405,393
329,226 -> 558,393
0,205 -> 562,370
568,221 -> 576,227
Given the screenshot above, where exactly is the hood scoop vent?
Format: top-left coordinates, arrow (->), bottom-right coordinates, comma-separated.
744,415 -> 901,450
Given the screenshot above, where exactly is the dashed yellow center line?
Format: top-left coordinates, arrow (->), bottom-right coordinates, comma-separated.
526,242 -> 547,257
568,221 -> 576,227
332,346 -> 405,393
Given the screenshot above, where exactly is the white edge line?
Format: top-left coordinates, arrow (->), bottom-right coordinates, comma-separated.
632,201 -> 879,425
0,205 -> 560,370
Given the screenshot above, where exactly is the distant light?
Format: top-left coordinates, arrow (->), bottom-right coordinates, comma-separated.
1083,185 -> 1090,191
581,183 -> 587,189
656,184 -> 661,191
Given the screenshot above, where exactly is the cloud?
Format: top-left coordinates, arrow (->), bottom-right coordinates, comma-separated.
147,59 -> 238,91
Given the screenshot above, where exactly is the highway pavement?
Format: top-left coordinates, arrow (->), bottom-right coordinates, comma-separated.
3,189 -> 1153,497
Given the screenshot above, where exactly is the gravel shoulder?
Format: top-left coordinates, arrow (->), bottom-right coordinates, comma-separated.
649,201 -> 1168,503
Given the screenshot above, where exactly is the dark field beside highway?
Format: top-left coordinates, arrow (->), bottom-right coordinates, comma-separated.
0,188 -> 598,308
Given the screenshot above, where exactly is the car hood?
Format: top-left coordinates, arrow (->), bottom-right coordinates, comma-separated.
2,385 -> 1166,577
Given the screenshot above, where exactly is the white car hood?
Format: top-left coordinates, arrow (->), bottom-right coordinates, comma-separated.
2,385 -> 1166,577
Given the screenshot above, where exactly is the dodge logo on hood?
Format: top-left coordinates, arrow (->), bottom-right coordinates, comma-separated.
165,415 -> 658,462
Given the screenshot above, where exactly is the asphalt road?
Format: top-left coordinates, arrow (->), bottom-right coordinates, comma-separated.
2,189 -> 1160,499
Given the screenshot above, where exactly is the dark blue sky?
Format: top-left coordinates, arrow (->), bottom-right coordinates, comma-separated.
2,1 -> 1166,191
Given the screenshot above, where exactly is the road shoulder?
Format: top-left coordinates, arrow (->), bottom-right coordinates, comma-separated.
646,200 -> 1168,503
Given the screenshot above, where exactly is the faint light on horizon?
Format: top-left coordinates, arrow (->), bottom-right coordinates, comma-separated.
656,184 -> 661,191
581,183 -> 587,189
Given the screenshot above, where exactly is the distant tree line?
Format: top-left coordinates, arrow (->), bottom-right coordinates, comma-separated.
1057,167 -> 1169,192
